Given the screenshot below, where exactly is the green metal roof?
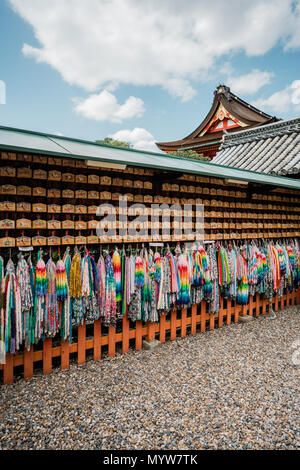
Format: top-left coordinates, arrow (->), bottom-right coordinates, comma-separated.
0,125 -> 299,190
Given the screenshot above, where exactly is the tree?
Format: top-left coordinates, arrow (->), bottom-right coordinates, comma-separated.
168,149 -> 210,161
96,137 -> 132,149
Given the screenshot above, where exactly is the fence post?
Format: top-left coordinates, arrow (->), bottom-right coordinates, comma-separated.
135,320 -> 143,350
3,353 -> 14,385
61,339 -> 70,370
122,314 -> 130,354
147,320 -> 155,342
108,326 -> 116,357
43,338 -> 52,375
170,310 -> 177,340
159,314 -> 166,343
93,319 -> 101,361
226,299 -> 231,325
255,293 -> 260,317
249,295 -> 253,317
297,288 -> 300,305
274,295 -> 279,312
181,308 -> 187,337
286,291 -> 290,308
78,322 -> 86,365
191,304 -> 197,335
24,345 -> 34,379
218,297 -> 223,328
234,301 -> 239,323
200,300 -> 206,332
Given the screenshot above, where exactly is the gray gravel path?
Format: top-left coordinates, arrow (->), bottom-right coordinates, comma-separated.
1,307 -> 300,450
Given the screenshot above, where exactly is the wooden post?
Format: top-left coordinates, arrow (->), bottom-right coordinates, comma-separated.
297,288 -> 300,305
122,314 -> 130,354
3,353 -> 14,385
135,320 -> 143,350
226,299 -> 231,325
93,319 -> 101,361
242,304 -> 247,317
274,295 -> 279,312
200,300 -> 206,332
43,338 -> 52,375
61,339 -> 70,370
181,308 -> 187,337
262,299 -> 267,315
287,291 -> 290,308
77,322 -> 86,365
255,293 -> 260,317
234,301 -> 239,323
24,345 -> 34,379
159,314 -> 166,343
209,313 -> 215,330
191,304 -> 197,335
108,326 -> 116,357
170,310 -> 177,340
218,297 -> 223,328
249,295 -> 254,317
280,294 -> 284,310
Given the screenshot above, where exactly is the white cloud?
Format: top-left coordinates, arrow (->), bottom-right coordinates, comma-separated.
8,0 -> 300,108
227,69 -> 274,96
73,90 -> 145,123
109,128 -> 158,152
253,80 -> 300,114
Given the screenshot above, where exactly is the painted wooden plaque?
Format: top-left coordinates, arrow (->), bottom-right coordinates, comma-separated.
0,201 -> 15,211
16,218 -> 31,229
33,203 -> 47,213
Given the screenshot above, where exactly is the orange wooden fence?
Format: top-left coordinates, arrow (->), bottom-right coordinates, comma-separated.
1,289 -> 299,385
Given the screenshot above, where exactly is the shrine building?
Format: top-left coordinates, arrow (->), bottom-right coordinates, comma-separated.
156,85 -> 278,159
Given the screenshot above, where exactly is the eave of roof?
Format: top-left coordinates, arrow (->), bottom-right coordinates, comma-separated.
156,85 -> 277,149
0,124 -> 299,190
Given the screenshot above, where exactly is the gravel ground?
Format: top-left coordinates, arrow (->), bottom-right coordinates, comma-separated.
1,306 -> 300,450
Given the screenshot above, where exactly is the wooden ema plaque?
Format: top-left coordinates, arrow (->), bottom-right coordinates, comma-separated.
87,235 -> 99,244
48,236 -> 61,246
16,236 -> 31,247
32,219 -> 47,229
33,203 -> 46,213
0,237 -> 15,247
33,187 -> 46,197
48,170 -> 61,181
0,167 -> 16,177
0,201 -> 15,211
61,235 -> 75,245
62,220 -> 74,230
32,236 -> 47,246
0,185 -> 16,195
0,219 -> 14,229
62,190 -> 74,198
16,218 -> 31,229
47,220 -> 61,230
17,186 -> 31,196
75,235 -> 86,244
33,169 -> 47,180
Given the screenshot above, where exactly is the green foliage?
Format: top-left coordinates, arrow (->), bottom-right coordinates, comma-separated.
168,149 -> 210,161
96,137 -> 132,149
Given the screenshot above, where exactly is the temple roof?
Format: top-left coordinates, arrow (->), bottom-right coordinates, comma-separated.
156,85 -> 277,151
212,117 -> 300,176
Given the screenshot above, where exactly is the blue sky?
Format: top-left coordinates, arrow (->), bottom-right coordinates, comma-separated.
1,0 -> 300,151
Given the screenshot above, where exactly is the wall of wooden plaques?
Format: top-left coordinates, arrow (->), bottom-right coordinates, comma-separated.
0,150 -> 299,248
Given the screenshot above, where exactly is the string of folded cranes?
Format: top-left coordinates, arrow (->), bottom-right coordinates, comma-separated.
1,238 -> 300,355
